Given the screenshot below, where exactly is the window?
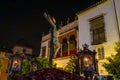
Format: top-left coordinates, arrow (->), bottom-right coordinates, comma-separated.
89,15 -> 106,45
62,38 -> 68,52
69,35 -> 76,50
42,46 -> 46,57
98,47 -> 105,59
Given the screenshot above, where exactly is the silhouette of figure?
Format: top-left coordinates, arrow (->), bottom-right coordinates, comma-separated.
43,12 -> 60,57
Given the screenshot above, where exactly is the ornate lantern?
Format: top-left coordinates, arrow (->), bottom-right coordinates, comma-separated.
78,44 -> 98,79
7,53 -> 22,74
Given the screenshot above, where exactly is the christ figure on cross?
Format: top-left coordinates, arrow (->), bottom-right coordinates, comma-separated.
43,12 -> 60,58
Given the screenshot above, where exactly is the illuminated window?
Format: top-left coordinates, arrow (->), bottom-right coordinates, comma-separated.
89,15 -> 106,45
98,47 -> 105,59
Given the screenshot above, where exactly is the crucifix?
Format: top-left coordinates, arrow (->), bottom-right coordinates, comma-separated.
43,12 -> 60,68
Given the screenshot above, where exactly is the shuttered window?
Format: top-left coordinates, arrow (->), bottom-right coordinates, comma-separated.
89,15 -> 106,45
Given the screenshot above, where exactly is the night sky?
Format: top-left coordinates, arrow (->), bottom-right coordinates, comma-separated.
0,0 -> 100,55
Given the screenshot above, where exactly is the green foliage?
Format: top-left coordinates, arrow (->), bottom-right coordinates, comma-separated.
0,59 -> 3,71
64,55 -> 80,75
36,57 -> 49,69
36,57 -> 56,69
103,42 -> 120,80
21,59 -> 30,75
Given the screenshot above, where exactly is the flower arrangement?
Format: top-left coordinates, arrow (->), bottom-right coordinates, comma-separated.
18,68 -> 84,80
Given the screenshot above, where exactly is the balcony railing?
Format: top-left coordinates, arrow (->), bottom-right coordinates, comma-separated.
55,49 -> 77,58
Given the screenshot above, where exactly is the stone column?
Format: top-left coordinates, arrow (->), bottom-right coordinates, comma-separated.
67,41 -> 70,55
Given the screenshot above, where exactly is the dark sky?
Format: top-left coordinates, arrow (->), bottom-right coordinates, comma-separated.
0,0 -> 100,55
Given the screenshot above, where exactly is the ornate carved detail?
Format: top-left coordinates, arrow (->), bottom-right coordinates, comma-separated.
59,20 -> 78,34
42,20 -> 78,42
82,43 -> 89,49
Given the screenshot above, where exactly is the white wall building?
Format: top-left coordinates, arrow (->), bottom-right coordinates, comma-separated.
77,0 -> 120,75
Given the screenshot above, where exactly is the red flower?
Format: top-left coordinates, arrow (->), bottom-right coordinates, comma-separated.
18,68 -> 85,80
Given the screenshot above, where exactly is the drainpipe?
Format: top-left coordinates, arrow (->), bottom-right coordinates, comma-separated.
112,0 -> 120,40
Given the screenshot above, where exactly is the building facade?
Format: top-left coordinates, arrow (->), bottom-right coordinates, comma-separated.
12,41 -> 33,55
0,47 -> 12,80
77,0 -> 120,75
0,41 -> 33,80
40,19 -> 78,69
